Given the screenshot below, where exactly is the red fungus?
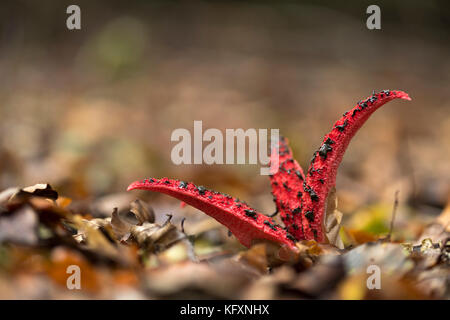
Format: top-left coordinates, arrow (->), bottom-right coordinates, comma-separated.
268,136 -> 305,241
127,90 -> 411,248
127,178 -> 298,250
299,90 -> 411,242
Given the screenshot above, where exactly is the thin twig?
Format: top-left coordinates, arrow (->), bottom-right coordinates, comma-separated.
163,214 -> 173,226
179,217 -> 199,262
388,190 -> 400,241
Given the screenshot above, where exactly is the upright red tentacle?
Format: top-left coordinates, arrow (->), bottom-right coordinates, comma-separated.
269,137 -> 306,240
300,90 -> 411,242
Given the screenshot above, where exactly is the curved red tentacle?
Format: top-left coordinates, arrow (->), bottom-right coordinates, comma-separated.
300,90 -> 411,242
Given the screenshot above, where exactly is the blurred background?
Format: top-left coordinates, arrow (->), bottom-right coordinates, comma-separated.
0,0 -> 449,239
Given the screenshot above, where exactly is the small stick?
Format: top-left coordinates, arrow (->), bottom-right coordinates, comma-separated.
162,214 -> 173,226
388,190 -> 400,241
179,217 -> 199,262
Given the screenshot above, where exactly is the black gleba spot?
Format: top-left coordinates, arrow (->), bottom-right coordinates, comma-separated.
244,209 -> 257,220
305,210 -> 314,222
292,206 -> 302,214
335,119 -> 348,132
264,220 -> 277,230
196,186 -> 206,195
319,143 -> 333,159
178,181 -> 187,188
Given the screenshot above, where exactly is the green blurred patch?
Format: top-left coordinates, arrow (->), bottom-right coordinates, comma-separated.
77,17 -> 148,79
348,204 -> 391,235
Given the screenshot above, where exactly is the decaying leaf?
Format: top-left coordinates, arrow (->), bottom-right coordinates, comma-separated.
241,266 -> 297,299
46,246 -> 101,293
0,205 -> 39,245
10,184 -> 58,202
406,238 -> 446,269
0,187 -> 19,205
288,255 -> 346,298
415,265 -> 450,299
70,214 -> 129,264
90,192 -> 135,218
110,202 -> 188,254
143,260 -> 256,299
237,243 -> 269,273
343,242 -> 413,276
111,208 -> 131,241
418,201 -> 450,245
130,216 -> 186,252
130,199 -> 155,224
418,223 -> 449,246
323,187 -> 344,249
343,228 -> 379,245
437,200 -> 450,231
337,273 -> 429,300
73,216 -> 113,242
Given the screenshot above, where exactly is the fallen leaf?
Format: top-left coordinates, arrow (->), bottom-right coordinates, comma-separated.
130,199 -> 155,224
289,255 -> 346,297
343,242 -> 414,277
344,228 -> 380,245
237,243 -> 268,274
338,273 -> 430,300
11,184 -> 58,202
0,205 -> 38,245
46,246 -> 101,293
324,187 -> 344,249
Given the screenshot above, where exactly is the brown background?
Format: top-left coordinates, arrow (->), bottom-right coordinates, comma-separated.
0,0 -> 448,219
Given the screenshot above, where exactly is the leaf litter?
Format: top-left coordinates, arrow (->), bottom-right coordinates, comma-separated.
0,182 -> 448,299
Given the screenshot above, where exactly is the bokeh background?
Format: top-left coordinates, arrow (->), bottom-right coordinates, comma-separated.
0,0 -> 449,238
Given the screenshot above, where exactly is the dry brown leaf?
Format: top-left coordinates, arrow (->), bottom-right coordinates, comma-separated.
130,199 -> 155,224
415,265 -> 450,299
0,205 -> 38,245
241,266 -> 296,299
90,193 -> 134,217
144,260 -> 255,299
289,255 -> 345,297
70,214 -> 127,264
46,246 -> 101,293
56,196 -> 72,209
344,228 -> 380,245
11,184 -> 58,202
111,208 -> 131,241
337,273 -> 430,300
111,208 -> 187,253
437,200 -> 450,232
343,242 -> 413,277
0,187 -> 19,205
237,243 -> 268,273
131,218 -> 185,252
324,187 -> 344,249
